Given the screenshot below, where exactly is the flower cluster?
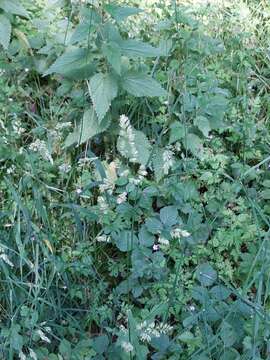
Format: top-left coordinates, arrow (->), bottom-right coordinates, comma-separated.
170,228 -> 191,239
137,321 -> 173,343
163,147 -> 174,175
29,139 -> 53,163
119,115 -> 138,163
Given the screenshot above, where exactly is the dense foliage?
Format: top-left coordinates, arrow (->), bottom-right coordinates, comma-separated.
1,0 -> 270,359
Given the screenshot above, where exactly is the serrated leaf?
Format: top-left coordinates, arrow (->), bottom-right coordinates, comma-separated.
160,206 -> 178,227
117,128 -> 151,165
152,148 -> 165,181
69,21 -> 95,45
64,108 -> 111,148
44,48 -> 95,79
196,263 -> 217,287
113,231 -> 138,252
122,72 -> 167,97
119,39 -> 164,57
0,0 -> 29,17
185,133 -> 203,157
194,116 -> 211,137
88,73 -> 118,122
169,122 -> 185,144
102,41 -> 121,74
105,4 -> 142,22
0,14 -> 11,49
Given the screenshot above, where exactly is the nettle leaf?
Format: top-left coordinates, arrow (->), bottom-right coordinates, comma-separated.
194,116 -> 211,137
196,263 -> 217,287
184,133 -> 203,157
122,72 -> 167,97
152,148 -> 165,181
88,73 -> 118,122
105,4 -> 142,22
160,206 -> 178,227
0,0 -> 29,18
102,41 -> 121,74
0,14 -> 11,49
64,108 -> 111,148
113,231 -> 138,252
117,128 -> 151,165
169,122 -> 185,144
119,39 -> 164,57
69,22 -> 95,45
44,48 -> 95,79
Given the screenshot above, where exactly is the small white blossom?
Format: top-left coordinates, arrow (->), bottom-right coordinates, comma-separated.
19,351 -> 26,360
36,329 -> 51,343
29,348 -> 37,360
25,68 -> 29,73
116,191 -> 127,204
96,235 -> 110,243
170,228 -> 191,239
121,341 -> 134,353
56,122 -> 72,130
158,237 -> 169,246
0,254 -> 14,267
59,163 -> 71,173
97,196 -> 109,213
29,139 -> 53,164
6,165 -> 16,175
163,148 -> 174,175
153,244 -> 160,251
119,115 -> 138,162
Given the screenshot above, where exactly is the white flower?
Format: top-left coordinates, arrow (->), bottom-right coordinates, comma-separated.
8,98 -> 13,102
0,254 -> 14,267
59,163 -> 71,173
56,122 -> 72,130
29,348 -> 38,360
19,351 -> 26,360
76,188 -> 82,195
36,329 -> 51,343
121,341 -> 134,353
25,68 -> 29,73
97,196 -> 109,213
116,191 -> 127,204
29,139 -> 53,164
119,115 -> 138,162
158,237 -> 169,246
163,148 -> 174,175
6,165 -> 16,175
170,228 -> 191,239
153,244 -> 160,251
96,235 -> 110,243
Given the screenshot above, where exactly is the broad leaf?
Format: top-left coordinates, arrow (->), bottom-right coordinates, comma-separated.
160,206 -> 178,227
44,48 -> 95,79
105,4 -> 142,22
0,0 -> 29,17
64,108 -> 111,148
196,263 -> 217,287
169,122 -> 185,144
0,14 -> 11,49
69,22 -> 95,45
113,231 -> 138,252
88,73 -> 118,122
122,72 -> 167,97
185,133 -> 203,157
102,41 -> 121,74
119,39 -> 164,57
194,116 -> 211,137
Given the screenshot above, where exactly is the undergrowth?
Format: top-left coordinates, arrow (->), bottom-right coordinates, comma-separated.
1,0 -> 270,359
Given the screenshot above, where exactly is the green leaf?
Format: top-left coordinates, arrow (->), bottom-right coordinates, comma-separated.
44,48 -> 95,79
88,73 -> 118,122
113,231 -> 138,252
102,41 -> 121,74
69,22 -> 95,45
105,4 -> 142,22
169,122 -> 185,144
194,116 -> 211,137
92,335 -> 109,354
0,0 -> 29,17
64,108 -> 111,148
220,322 -> 237,347
261,189 -> 270,200
160,206 -> 178,227
0,14 -> 11,49
117,128 -> 151,165
145,217 -> 163,234
122,72 -> 167,97
185,133 -> 203,157
210,285 -> 231,300
119,39 -> 164,57
152,148 -> 165,182
196,263 -> 217,287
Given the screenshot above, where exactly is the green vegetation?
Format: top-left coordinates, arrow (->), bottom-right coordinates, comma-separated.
1,0 -> 270,358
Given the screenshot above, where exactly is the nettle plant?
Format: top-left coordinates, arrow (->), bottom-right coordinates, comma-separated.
0,0 -> 29,50
41,1 -> 169,163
